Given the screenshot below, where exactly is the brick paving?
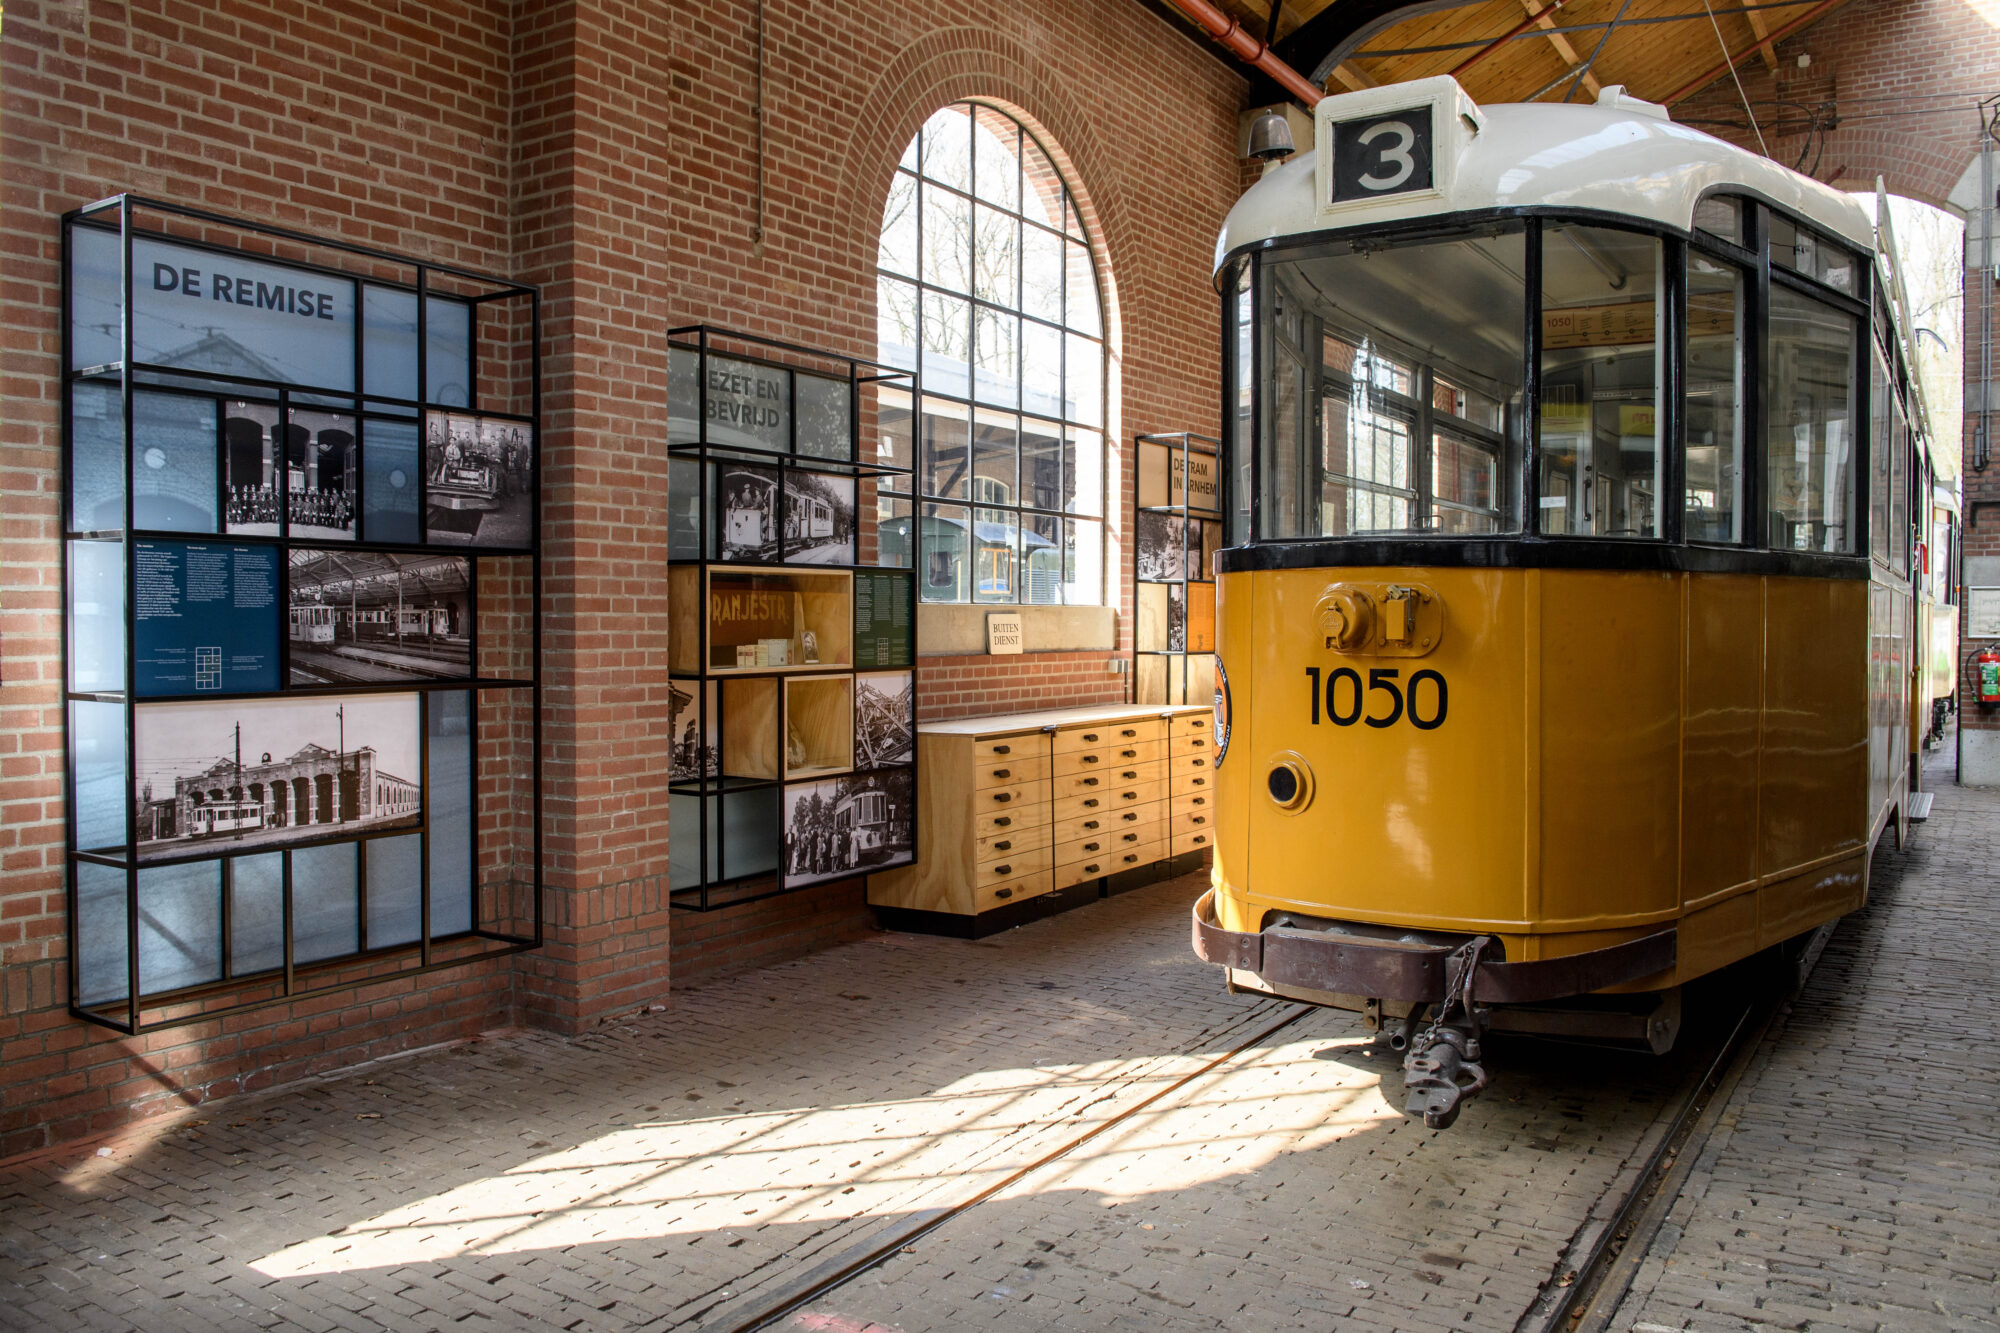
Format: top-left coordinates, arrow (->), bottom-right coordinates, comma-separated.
1609,764 -> 2000,1333
3,776 -> 1991,1333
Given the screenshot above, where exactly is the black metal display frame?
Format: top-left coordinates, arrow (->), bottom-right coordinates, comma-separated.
667,325 -> 920,912
60,195 -> 545,1034
1134,431 -> 1223,706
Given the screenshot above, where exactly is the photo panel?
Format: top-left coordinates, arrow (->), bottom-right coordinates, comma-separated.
783,470 -> 857,565
794,370 -> 853,460
783,768 -> 914,887
853,670 -> 915,770
286,407 -> 357,541
424,411 -> 533,548
853,569 -> 915,668
133,692 -> 421,864
222,399 -> 281,535
716,463 -> 781,561
287,548 -> 472,687
1135,510 -> 1188,582
670,678 -> 718,781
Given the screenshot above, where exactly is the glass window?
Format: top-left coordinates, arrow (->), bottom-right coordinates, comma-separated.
1869,342 -> 1892,565
877,103 -> 1107,603
1889,388 -> 1910,574
1686,254 -> 1745,542
1765,285 -> 1857,553
1540,226 -> 1663,539
1693,196 -> 1741,246
1227,266 -> 1252,547
1257,228 -> 1525,539
1768,214 -> 1855,293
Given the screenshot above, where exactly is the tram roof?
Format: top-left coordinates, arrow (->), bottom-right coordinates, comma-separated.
1216,78 -> 1875,279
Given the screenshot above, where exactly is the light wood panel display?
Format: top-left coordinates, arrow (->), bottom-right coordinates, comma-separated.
869,703 -> 1214,934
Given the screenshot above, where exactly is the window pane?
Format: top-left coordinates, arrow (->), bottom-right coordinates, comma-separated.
920,290 -> 970,399
1686,254 -> 1745,542
1022,320 -> 1062,418
900,125 -> 920,172
973,307 -> 1019,408
877,493 -> 914,568
920,502 -> 969,601
874,386 -> 913,473
877,275 -> 919,372
973,204 -> 1017,306
1870,345 -> 1892,564
880,171 -> 918,278
1063,192 -> 1082,239
1021,417 -> 1062,511
972,409 -> 1018,506
921,104 -> 971,191
1064,240 -> 1100,336
972,507 -> 1018,602
1063,518 -> 1103,605
1889,396 -> 1909,572
971,106 -> 1021,211
1540,225 -> 1661,538
1693,196 -> 1740,245
1065,333 -> 1102,428
1022,134 -> 1062,230
1064,428 -> 1104,516
1229,267 -> 1252,547
921,398 -> 969,499
1260,229 -> 1525,540
1021,224 -> 1063,324
1023,514 -> 1062,604
1766,285 -> 1856,552
921,187 -> 971,294
229,852 -> 284,976
292,841 -> 359,964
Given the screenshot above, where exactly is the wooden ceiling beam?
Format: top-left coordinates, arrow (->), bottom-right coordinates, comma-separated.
1743,4 -> 1780,71
1519,0 -> 1601,98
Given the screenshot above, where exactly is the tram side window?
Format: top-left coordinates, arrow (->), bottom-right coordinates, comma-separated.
1869,342 -> 1892,566
1540,226 -> 1662,539
1765,286 -> 1857,553
1685,254 -> 1745,542
1257,228 -> 1525,539
1227,266 -> 1252,548
1889,387 -> 1910,575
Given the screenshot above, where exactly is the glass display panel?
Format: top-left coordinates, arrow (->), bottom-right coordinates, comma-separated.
1765,285 -> 1857,552
136,860 -> 222,995
362,417 -> 422,543
795,372 -> 852,460
429,691 -> 474,936
132,391 -> 219,532
1686,254 -> 1746,542
366,833 -> 423,949
1540,226 -> 1662,538
72,699 -> 129,852
288,408 -> 357,540
71,382 -> 126,532
74,861 -> 130,1007
222,399 -> 281,535
360,288 -> 470,404
291,841 -> 358,964
69,539 -> 125,695
783,770 -> 912,886
134,540 -> 281,697
1259,228 -> 1525,538
229,851 -> 285,976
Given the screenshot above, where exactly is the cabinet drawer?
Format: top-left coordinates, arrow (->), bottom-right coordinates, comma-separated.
975,844 -> 1052,886
1173,828 -> 1215,858
974,734 -> 1047,764
1170,770 -> 1215,798
1170,789 -> 1214,822
978,870 -> 1053,912
975,804 -> 1048,837
1052,718 -> 1162,754
1052,761 -> 1162,799
975,821 -> 1051,861
1052,781 -> 1163,823
1168,731 -> 1212,759
975,755 -> 1049,789
1169,712 -> 1212,738
1052,854 -> 1112,890
1068,816 -> 1162,860
1168,751 -> 1213,780
1050,807 -> 1146,844
974,780 -> 1048,817
1102,839 -> 1164,875
1051,740 -> 1164,778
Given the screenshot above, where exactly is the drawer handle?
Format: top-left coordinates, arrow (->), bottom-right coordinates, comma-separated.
1084,863 -> 1100,874
995,864 -> 1013,876
994,840 -> 1012,851
1082,798 -> 1100,808
1120,749 -> 1136,759
1121,791 -> 1138,800
993,816 -> 1012,827
1191,759 -> 1207,768
1120,728 -> 1136,737
995,887 -> 1013,899
1082,776 -> 1100,786
1119,770 -> 1137,780
1081,732 -> 1099,742
1083,841 -> 1100,852
1121,853 -> 1140,864
1191,796 -> 1206,806
1082,754 -> 1100,764
1192,835 -> 1207,845
1190,777 -> 1207,787
994,793 -> 1012,804
992,767 -> 1011,779
1081,819 -> 1100,830
994,744 -> 1011,755
1121,832 -> 1138,842
1191,816 -> 1207,826
1120,811 -> 1138,822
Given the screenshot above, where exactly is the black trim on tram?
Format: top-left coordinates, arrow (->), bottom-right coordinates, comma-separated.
1215,537 -> 1871,580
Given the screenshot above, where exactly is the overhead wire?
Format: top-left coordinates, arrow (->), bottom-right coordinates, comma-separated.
1701,0 -> 1768,156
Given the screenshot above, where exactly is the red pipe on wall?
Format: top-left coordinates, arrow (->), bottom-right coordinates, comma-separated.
1162,0 -> 1326,107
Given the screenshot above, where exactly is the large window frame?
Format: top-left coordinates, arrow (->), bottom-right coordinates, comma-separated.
875,103 -> 1109,606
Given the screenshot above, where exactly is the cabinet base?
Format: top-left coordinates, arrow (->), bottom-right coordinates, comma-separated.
871,851 -> 1208,939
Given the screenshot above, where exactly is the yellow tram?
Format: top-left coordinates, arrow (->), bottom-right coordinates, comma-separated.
1191,78 -> 1959,1127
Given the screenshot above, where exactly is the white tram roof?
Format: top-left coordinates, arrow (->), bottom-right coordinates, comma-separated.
1216,77 -> 1874,278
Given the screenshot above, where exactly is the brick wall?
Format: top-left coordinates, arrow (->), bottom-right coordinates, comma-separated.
1673,0 -> 2000,751
0,0 -> 1250,1151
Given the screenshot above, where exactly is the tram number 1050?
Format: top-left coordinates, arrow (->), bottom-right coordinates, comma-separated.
1305,666 -> 1447,731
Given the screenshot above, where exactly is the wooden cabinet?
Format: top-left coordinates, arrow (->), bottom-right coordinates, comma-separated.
869,703 -> 1214,935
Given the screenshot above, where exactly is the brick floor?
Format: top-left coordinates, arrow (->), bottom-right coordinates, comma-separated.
1609,761 -> 2000,1333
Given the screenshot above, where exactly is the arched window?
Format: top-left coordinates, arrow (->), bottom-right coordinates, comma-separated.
876,103 -> 1106,605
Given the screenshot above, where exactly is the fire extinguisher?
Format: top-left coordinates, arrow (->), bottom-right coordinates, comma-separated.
1977,645 -> 2000,708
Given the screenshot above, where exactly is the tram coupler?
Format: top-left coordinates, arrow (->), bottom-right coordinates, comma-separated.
1401,935 -> 1493,1130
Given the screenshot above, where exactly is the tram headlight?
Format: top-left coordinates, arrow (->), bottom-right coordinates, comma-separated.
1266,753 -> 1314,813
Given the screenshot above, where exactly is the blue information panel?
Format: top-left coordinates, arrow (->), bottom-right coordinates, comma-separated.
134,540 -> 280,696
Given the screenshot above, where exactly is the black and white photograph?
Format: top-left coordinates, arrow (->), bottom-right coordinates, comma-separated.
425,411 -> 534,549
853,670 -> 914,769
133,693 -> 421,863
794,370 -> 853,460
287,408 -> 358,540
717,464 -> 781,560
783,470 -> 857,565
1135,510 -> 1189,582
669,679 -> 718,781
783,768 -> 914,886
288,549 -> 472,687
223,399 -> 282,536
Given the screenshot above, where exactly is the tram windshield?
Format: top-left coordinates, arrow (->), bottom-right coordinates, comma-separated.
1256,226 -> 1527,539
